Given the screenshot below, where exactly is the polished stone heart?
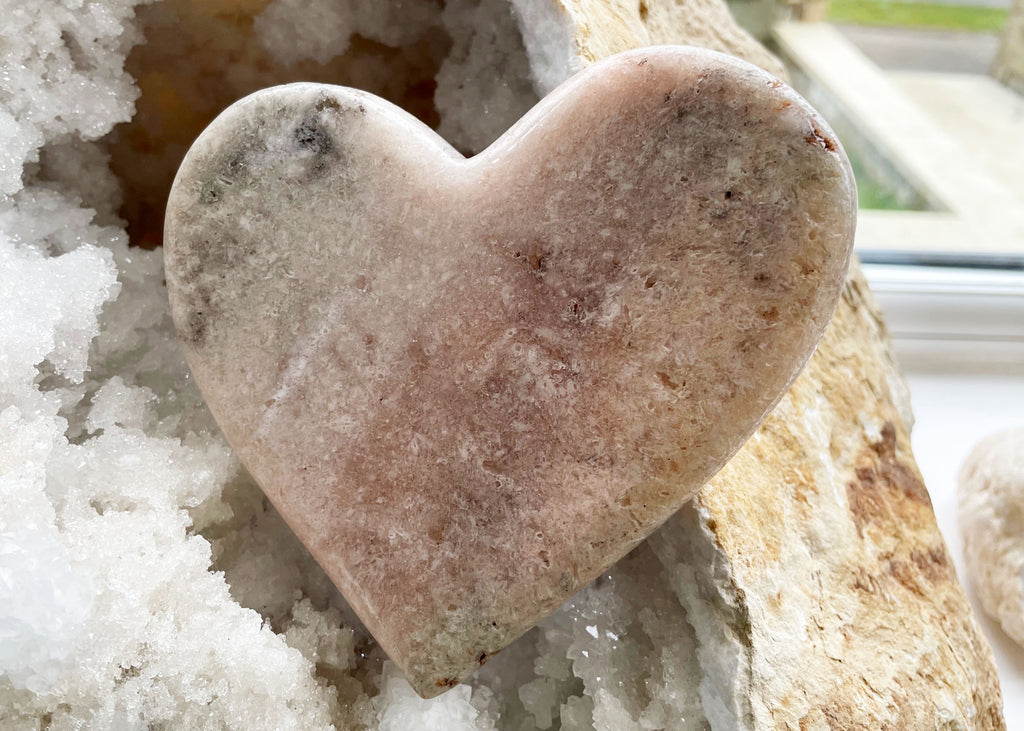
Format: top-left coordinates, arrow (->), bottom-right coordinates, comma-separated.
164,46 -> 856,696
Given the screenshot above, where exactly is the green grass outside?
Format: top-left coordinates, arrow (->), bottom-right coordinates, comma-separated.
848,153 -> 909,210
828,0 -> 1008,32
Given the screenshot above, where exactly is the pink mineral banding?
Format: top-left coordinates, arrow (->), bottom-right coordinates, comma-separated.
164,46 -> 857,697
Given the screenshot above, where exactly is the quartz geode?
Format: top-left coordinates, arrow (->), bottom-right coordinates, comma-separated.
0,0 -> 1005,727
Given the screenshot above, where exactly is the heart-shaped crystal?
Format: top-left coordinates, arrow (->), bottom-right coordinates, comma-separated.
165,46 -> 856,696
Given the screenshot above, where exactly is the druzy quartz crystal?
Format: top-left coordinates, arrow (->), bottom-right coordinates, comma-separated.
164,46 -> 857,696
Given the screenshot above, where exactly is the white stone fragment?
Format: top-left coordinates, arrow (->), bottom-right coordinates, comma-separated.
376,660 -> 498,731
959,427 -> 1024,646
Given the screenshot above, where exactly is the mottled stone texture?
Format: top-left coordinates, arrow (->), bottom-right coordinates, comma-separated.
165,47 -> 855,696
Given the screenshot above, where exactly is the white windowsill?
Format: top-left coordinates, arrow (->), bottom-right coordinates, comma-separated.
863,263 -> 1024,373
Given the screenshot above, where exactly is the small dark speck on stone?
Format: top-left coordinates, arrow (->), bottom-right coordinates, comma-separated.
314,95 -> 341,113
295,117 -> 333,155
186,309 -> 207,346
200,185 -> 221,204
806,125 -> 837,152
226,150 -> 247,175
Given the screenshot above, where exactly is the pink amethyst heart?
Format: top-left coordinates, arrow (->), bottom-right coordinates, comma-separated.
165,46 -> 856,696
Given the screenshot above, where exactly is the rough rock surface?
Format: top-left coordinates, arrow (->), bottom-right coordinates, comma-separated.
164,47 -> 856,695
510,0 -> 784,95
651,267 -> 1004,729
960,427 -> 1024,648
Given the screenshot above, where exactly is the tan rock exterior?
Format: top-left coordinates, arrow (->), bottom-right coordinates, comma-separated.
652,266 -> 1005,728
567,0 -> 785,78
511,0 -> 785,94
